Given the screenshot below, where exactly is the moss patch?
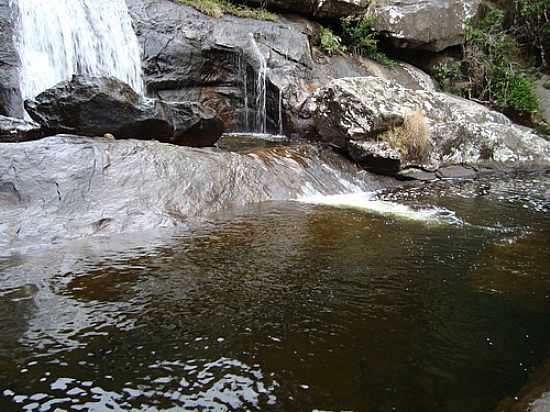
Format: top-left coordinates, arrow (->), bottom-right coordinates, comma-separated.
176,0 -> 277,21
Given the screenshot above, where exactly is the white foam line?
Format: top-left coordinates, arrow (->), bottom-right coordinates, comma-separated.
295,192 -> 464,225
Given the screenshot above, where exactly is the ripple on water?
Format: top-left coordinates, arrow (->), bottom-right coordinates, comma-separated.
0,176 -> 549,412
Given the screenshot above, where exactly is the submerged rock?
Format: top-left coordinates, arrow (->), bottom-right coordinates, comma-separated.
304,77 -> 550,174
0,115 -> 43,143
0,135 -> 388,247
25,75 -> 223,147
369,0 -> 481,52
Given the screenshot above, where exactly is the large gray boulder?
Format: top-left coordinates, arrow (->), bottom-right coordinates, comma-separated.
368,0 -> 481,52
303,77 -> 550,173
25,75 -> 224,147
0,0 -> 23,118
127,0 -> 435,135
0,135 -> 384,247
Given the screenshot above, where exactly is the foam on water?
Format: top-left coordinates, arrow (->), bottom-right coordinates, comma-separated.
296,192 -> 463,224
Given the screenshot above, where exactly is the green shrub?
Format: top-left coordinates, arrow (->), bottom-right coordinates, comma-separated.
544,80 -> 550,89
512,0 -> 550,68
433,61 -> 464,93
441,8 -> 541,116
177,0 -> 277,21
341,14 -> 395,66
494,68 -> 539,113
319,27 -> 347,56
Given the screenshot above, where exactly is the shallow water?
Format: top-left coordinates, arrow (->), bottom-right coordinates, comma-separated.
0,173 -> 549,411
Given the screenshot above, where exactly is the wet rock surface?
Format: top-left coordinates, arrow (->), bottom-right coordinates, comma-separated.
0,115 -> 43,143
0,0 -> 23,118
0,135 -> 389,247
127,0 -> 435,134
25,75 -> 224,146
304,77 -> 550,176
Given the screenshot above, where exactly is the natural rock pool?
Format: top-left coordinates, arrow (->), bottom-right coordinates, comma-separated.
0,173 -> 549,411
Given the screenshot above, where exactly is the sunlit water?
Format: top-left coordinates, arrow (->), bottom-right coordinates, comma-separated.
0,173 -> 549,411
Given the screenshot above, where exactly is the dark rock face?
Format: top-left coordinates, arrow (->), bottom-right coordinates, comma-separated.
0,135 -> 387,246
25,75 -> 223,147
127,0 -> 435,135
0,0 -> 23,118
159,100 -> 224,147
347,140 -> 402,176
0,115 -> 43,142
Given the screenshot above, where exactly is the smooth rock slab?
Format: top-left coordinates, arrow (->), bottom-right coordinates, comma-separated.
436,165 -> 477,179
0,135 -> 383,247
397,168 -> 438,181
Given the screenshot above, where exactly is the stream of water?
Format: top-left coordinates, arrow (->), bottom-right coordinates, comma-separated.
0,172 -> 549,411
14,0 -> 143,100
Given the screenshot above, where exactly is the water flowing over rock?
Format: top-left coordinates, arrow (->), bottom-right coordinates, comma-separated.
126,0 -> 436,135
24,76 -> 223,147
14,0 -> 143,102
0,135 -> 391,247
369,0 -> 481,52
304,77 -> 550,174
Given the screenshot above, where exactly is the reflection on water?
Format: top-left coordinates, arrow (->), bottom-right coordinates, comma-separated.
0,175 -> 549,411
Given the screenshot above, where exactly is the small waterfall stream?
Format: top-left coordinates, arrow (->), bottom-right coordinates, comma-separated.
249,34 -> 267,134
14,0 -> 143,101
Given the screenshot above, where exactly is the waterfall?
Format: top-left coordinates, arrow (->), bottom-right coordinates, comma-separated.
249,34 -> 267,134
14,0 -> 143,102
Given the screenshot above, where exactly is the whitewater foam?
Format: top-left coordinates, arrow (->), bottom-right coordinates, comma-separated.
296,192 -> 463,225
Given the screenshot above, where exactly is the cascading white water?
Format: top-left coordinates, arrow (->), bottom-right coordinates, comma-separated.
249,34 -> 267,134
14,0 -> 143,101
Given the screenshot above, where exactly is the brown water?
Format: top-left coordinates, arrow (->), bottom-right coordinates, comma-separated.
0,173 -> 549,412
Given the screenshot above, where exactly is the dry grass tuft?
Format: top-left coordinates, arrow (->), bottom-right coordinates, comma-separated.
379,110 -> 432,162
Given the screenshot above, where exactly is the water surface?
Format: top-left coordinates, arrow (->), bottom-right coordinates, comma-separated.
1,173 -> 549,411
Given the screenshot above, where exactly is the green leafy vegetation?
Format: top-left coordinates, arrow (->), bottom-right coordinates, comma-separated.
319,27 -> 346,56
434,8 -> 540,118
512,0 -> 550,68
317,14 -> 394,66
544,79 -> 550,89
341,14 -> 395,66
176,0 -> 277,21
